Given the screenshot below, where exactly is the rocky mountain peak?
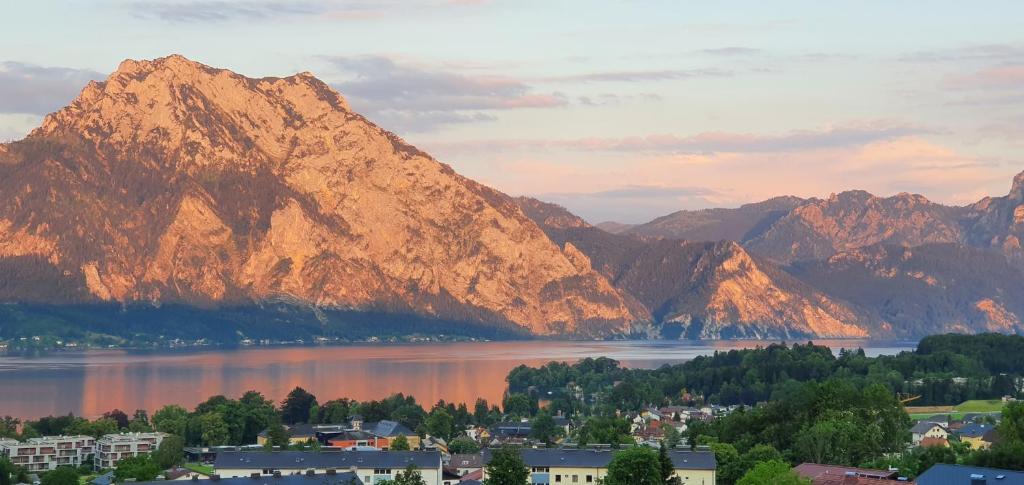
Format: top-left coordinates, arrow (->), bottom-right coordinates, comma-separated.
1010,170 -> 1024,201
32,55 -> 354,173
0,56 -> 638,337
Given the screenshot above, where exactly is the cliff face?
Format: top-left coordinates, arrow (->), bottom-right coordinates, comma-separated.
0,55 -> 636,336
516,198 -> 874,339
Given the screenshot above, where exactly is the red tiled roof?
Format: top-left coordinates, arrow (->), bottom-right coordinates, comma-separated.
814,474 -> 904,485
794,463 -> 898,480
920,437 -> 948,448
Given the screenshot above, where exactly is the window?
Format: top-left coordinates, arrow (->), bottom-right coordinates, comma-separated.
373,469 -> 391,475
586,476 -> 593,483
555,475 -> 561,482
572,475 -> 579,483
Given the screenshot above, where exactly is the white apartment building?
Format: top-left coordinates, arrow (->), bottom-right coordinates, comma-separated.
0,435 -> 96,473
94,433 -> 167,470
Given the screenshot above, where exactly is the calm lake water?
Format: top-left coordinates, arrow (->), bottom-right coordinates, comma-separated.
0,340 -> 916,419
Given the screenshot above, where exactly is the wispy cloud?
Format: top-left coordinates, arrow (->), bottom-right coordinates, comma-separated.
429,121 -> 936,156
697,47 -> 764,57
325,55 -> 566,132
945,64 -> 1024,90
128,0 -> 485,23
129,1 -> 336,22
0,62 -> 104,115
900,43 -> 1024,63
540,68 -> 732,83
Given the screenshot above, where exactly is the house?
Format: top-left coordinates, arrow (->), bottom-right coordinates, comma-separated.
94,432 -> 167,470
911,422 -> 949,446
448,453 -> 485,476
318,420 -> 419,450
794,464 -> 901,482
134,471 -> 364,485
957,423 -> 997,450
480,448 -> 716,485
0,435 -> 96,473
920,437 -> 949,448
256,424 -> 345,446
917,464 -> 1024,484
794,463 -> 899,484
212,450 -> 443,485
326,431 -> 392,450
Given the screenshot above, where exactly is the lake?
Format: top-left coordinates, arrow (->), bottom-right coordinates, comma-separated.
0,339 -> 916,419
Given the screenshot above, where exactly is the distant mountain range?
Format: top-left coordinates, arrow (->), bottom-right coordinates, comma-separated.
0,55 -> 1021,342
593,173 -> 1024,337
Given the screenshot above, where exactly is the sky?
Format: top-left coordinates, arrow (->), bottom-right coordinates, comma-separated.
1,1 -> 1023,223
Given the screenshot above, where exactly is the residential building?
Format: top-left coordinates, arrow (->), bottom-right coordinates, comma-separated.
911,422 -> 949,446
447,453 -> 484,476
957,423 -> 998,450
480,448 -> 716,485
793,463 -> 900,484
133,471 -> 364,485
94,432 -> 167,470
212,450 -> 443,485
0,435 -> 96,473
917,464 -> 1024,484
920,437 -> 949,448
261,420 -> 420,450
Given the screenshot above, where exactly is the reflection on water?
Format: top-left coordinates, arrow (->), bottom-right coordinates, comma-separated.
0,340 -> 915,419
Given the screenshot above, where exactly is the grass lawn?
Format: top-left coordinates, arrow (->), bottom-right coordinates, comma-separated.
184,463 -> 214,475
910,412 -> 963,421
955,400 -> 1005,413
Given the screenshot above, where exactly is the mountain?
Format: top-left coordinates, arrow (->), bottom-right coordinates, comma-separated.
624,196 -> 805,243
594,221 -> 634,234
0,55 -> 636,339
744,191 -> 966,264
627,176 -> 1024,265
515,198 -> 874,338
789,243 -> 1024,336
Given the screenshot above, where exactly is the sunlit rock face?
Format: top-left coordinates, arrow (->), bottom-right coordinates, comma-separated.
515,197 -> 875,339
0,55 -> 637,336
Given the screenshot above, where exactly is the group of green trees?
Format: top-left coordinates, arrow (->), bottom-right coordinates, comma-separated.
508,335 -> 1024,413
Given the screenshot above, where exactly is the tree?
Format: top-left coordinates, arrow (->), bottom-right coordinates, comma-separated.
152,405 -> 189,437
483,446 -> 528,485
604,447 -> 662,485
389,464 -> 426,485
128,410 -> 151,432
152,434 -> 184,469
659,442 -> 680,485
0,417 -> 20,439
266,421 -> 289,448
40,467 -> 78,485
529,412 -> 560,444
424,407 -> 454,441
502,394 -> 533,418
103,410 -> 130,430
280,387 -> 318,425
575,416 -> 631,447
1,457 -> 20,485
999,402 -> 1024,443
199,413 -> 230,446
447,437 -> 480,454
113,455 -> 160,482
390,434 -> 410,451
737,460 -> 809,485
661,423 -> 681,448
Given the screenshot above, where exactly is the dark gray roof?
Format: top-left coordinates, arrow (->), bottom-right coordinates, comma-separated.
134,473 -> 362,485
365,420 -> 414,437
957,423 -> 996,438
449,453 -> 485,468
917,464 -> 1024,485
512,449 -> 715,470
911,421 -> 946,434
214,451 -> 440,471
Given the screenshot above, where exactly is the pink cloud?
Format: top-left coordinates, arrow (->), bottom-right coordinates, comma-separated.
946,65 -> 1024,90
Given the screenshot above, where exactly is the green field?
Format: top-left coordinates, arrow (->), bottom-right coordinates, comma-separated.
184,463 -> 214,475
955,400 -> 1006,413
